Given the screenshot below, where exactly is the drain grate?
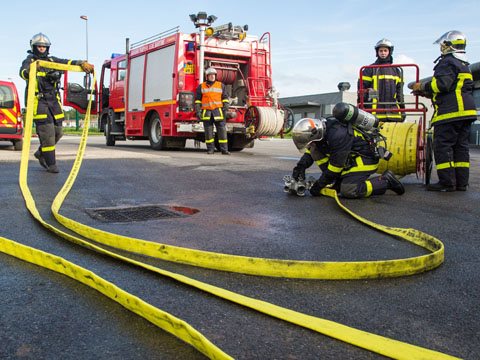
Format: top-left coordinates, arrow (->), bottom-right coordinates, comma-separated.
86,205 -> 184,223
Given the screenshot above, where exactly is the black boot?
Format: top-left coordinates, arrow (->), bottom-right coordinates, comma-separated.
426,182 -> 455,192
34,149 -> 47,168
46,164 -> 59,173
383,170 -> 405,195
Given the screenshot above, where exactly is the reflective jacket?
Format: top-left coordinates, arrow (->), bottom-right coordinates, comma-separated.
195,80 -> 229,121
304,119 -> 379,184
358,59 -> 403,120
20,52 -> 82,124
424,54 -> 477,126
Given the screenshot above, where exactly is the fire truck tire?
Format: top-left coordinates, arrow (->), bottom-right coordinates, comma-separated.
105,118 -> 116,146
149,114 -> 166,150
13,139 -> 23,151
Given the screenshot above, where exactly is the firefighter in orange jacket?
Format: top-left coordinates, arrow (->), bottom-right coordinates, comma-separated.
19,33 -> 93,173
195,67 -> 231,155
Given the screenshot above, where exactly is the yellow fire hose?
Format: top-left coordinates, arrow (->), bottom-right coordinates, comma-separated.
377,122 -> 418,176
0,61 -> 461,359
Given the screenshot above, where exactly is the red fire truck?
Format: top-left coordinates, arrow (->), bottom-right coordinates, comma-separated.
0,80 -> 23,150
65,16 -> 285,151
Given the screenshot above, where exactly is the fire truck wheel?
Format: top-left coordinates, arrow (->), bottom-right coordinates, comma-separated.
149,114 -> 166,150
105,118 -> 116,146
13,139 -> 23,151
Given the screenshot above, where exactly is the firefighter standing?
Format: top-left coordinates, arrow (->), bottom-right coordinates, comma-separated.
291,104 -> 405,198
195,67 -> 231,155
358,39 -> 404,121
19,33 -> 93,173
412,31 -> 476,192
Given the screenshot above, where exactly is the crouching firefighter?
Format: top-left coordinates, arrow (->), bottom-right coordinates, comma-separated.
195,67 -> 231,155
19,33 -> 93,173
288,103 -> 405,198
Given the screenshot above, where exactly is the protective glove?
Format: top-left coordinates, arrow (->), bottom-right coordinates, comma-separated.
411,82 -> 430,97
309,178 -> 329,197
80,61 -> 94,74
223,102 -> 230,113
412,82 -> 422,93
194,103 -> 202,120
292,166 -> 305,181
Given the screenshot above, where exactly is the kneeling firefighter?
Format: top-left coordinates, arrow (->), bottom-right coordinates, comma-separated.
289,103 -> 405,198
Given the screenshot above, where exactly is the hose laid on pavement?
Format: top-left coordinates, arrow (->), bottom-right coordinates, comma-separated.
0,61 -> 460,360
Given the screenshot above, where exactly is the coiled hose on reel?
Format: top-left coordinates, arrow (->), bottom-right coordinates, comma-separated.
377,122 -> 419,176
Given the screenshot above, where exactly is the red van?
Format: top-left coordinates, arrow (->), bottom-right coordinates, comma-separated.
0,80 -> 23,150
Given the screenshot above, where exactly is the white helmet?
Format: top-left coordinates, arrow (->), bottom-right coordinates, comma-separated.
434,30 -> 467,62
30,33 -> 51,50
292,118 -> 326,152
375,38 -> 394,55
205,67 -> 217,76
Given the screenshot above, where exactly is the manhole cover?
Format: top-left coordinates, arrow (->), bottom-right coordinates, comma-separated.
85,205 -> 198,223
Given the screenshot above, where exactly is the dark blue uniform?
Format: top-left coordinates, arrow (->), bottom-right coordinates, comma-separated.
423,54 -> 477,188
293,119 -> 388,198
20,51 -> 83,168
358,58 -> 404,121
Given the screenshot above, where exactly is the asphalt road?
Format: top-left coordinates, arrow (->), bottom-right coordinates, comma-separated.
1,135 -> 479,359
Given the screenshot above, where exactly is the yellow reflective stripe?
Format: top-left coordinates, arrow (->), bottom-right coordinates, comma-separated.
328,163 -> 343,173
365,180 -> 373,197
218,139 -> 227,143
377,75 -> 400,81
432,109 -> 477,123
195,100 -> 202,104
456,73 -> 472,112
454,162 -> 469,168
316,157 -> 329,166
451,40 -> 466,45
41,146 -> 55,152
54,113 -> 64,120
37,72 -> 48,77
342,156 -> 378,175
375,114 -> 402,118
431,77 -> 440,93
436,161 -> 454,170
305,149 -> 311,155
360,75 -> 372,81
205,139 -> 214,143
21,69 -> 29,80
342,163 -> 378,175
34,114 -> 48,119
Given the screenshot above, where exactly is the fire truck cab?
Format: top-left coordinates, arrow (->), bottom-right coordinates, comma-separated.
0,80 -> 23,150
65,18 -> 285,151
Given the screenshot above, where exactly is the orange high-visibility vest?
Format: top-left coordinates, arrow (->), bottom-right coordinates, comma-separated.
201,81 -> 223,110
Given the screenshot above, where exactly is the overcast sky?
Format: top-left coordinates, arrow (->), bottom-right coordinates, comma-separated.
3,0 -> 480,107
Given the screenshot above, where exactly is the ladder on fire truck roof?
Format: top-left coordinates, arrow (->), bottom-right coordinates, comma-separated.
248,32 -> 273,107
130,26 -> 180,51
